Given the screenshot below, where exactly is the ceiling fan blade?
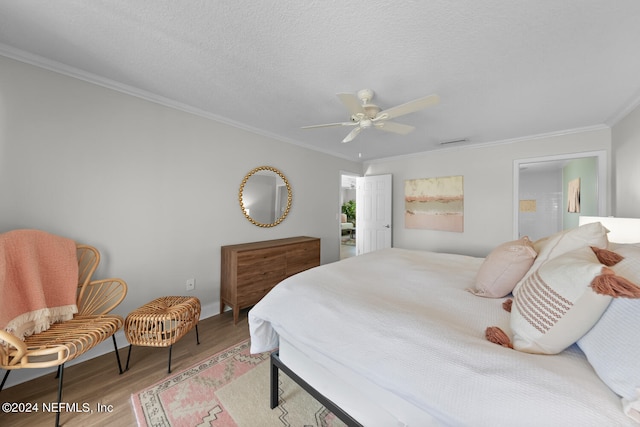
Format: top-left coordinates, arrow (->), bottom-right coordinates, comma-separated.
378,94 -> 440,120
301,121 -> 357,129
373,121 -> 415,135
337,93 -> 365,116
342,127 -> 362,143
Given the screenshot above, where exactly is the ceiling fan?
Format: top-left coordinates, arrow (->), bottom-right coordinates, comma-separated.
302,89 -> 440,143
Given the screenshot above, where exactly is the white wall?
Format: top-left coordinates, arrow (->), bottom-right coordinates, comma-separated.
364,128 -> 611,257
0,56 -> 362,385
612,103 -> 640,217
519,168 -> 562,241
0,55 -> 364,314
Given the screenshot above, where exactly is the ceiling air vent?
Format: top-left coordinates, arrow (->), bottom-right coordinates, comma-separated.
439,138 -> 469,145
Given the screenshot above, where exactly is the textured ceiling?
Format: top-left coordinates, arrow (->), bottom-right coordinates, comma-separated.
1,1 -> 640,161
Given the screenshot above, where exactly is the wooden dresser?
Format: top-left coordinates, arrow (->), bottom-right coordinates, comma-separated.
220,236 -> 320,323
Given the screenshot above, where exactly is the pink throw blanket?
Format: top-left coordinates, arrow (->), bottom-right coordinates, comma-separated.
0,229 -> 79,340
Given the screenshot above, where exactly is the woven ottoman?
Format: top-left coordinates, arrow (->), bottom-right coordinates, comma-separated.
124,296 -> 201,373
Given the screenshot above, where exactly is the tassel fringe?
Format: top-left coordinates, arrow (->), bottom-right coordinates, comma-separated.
502,298 -> 513,312
591,268 -> 640,298
590,246 -> 624,266
485,326 -> 513,349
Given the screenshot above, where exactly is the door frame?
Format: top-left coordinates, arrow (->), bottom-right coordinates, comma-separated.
512,150 -> 607,239
339,171 -> 361,254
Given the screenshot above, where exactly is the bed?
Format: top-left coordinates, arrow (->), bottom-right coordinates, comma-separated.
249,218 -> 640,426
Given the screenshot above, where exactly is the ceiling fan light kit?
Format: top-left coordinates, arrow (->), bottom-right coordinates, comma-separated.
302,89 -> 440,144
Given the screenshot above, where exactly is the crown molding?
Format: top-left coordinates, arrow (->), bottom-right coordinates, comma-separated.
364,124 -> 610,165
0,44 -> 358,163
605,88 -> 640,126
1,43 -> 622,165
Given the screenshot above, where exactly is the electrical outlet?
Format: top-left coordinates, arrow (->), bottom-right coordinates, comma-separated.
186,278 -> 195,291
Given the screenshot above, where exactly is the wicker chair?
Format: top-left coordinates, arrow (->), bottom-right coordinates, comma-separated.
0,244 -> 127,427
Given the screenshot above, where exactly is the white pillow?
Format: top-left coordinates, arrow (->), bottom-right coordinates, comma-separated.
468,237 -> 537,298
608,242 -> 640,251
512,222 -> 609,296
578,245 -> 640,421
510,246 -> 614,354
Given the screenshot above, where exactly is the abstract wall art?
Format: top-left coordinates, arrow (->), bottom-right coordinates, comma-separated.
404,175 -> 464,232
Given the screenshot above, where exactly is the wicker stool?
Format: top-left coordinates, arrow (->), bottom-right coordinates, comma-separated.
124,296 -> 201,373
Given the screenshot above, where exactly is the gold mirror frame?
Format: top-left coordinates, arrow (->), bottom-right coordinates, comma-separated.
239,166 -> 292,227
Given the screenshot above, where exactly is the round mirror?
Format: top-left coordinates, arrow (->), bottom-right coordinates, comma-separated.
239,166 -> 292,227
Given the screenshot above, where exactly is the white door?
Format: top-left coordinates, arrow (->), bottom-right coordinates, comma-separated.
356,174 -> 392,255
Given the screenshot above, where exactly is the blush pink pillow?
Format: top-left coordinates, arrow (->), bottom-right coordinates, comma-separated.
468,237 -> 537,298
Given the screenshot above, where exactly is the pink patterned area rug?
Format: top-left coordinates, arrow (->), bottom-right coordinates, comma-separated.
131,339 -> 346,427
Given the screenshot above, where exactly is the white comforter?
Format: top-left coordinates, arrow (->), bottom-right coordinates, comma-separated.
249,248 -> 634,426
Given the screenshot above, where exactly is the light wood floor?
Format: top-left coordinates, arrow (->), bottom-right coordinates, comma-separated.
340,241 -> 356,260
0,309 -> 251,427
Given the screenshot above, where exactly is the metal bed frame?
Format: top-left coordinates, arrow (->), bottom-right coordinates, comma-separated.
270,351 -> 363,427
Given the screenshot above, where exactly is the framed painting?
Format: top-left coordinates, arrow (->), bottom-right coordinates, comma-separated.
567,177 -> 580,213
405,175 -> 464,232
520,199 -> 537,212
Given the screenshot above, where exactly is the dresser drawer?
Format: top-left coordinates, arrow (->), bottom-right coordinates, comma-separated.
237,249 -> 286,280
286,241 -> 321,275
236,281 -> 277,307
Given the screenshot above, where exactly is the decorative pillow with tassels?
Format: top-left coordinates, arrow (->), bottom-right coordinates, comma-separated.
577,244 -> 640,423
511,221 -> 609,296
486,245 -> 640,355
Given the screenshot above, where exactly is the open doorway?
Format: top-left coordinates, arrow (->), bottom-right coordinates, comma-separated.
340,173 -> 358,259
513,151 -> 606,240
